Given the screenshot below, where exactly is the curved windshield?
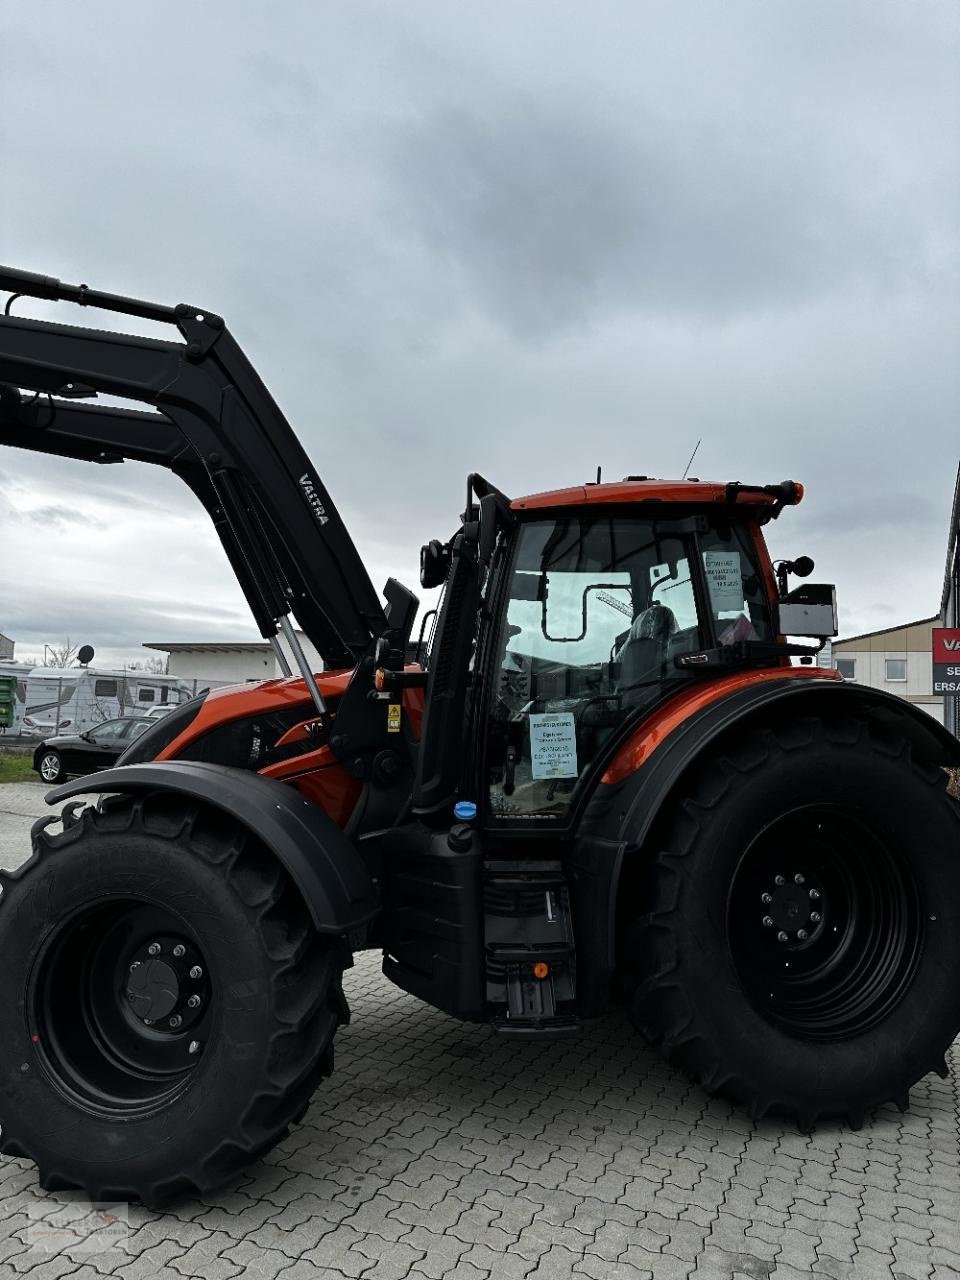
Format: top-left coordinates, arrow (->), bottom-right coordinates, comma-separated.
486,516 -> 706,822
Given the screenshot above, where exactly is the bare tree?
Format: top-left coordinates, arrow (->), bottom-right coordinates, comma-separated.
45,638 -> 79,668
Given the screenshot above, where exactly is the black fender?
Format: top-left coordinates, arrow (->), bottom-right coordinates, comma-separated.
45,761 -> 378,936
571,676 -> 960,1008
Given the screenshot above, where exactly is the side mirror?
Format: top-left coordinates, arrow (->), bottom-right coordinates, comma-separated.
420,540 -> 451,589
777,583 -> 838,638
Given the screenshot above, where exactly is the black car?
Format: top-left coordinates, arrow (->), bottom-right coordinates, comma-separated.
33,717 -> 154,784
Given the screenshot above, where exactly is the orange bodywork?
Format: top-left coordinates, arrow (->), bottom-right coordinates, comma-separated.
512,478 -> 803,511
602,665 -> 842,785
157,666 -> 425,830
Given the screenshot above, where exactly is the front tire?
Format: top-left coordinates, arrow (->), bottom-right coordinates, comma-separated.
37,751 -> 64,783
0,794 -> 349,1204
620,717 -> 960,1127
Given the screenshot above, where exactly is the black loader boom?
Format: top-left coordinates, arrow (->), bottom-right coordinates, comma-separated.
0,264 -> 388,671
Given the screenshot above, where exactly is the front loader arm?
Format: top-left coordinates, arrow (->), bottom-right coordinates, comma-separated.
0,267 -> 388,668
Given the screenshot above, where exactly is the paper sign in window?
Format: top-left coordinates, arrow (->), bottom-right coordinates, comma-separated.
703,551 -> 743,613
529,712 -> 578,780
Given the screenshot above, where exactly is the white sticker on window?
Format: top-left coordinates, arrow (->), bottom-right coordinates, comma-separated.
529,711 -> 578,780
703,550 -> 743,612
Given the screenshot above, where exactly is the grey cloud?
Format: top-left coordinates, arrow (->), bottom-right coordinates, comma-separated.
386,97 -> 898,336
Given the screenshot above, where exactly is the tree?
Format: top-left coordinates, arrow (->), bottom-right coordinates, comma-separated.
45,639 -> 79,668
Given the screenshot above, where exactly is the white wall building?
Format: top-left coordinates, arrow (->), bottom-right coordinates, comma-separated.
832,617 -> 943,724
143,631 -> 324,690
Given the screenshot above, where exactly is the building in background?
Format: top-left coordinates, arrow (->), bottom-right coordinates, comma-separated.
0,633 -> 14,660
942,466 -> 960,738
832,617 -> 944,724
143,631 -> 323,689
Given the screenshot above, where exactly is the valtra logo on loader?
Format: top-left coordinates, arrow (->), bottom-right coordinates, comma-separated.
1,261 -> 960,1209
299,471 -> 330,524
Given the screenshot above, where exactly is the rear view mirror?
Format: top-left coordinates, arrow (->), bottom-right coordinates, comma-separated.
777,583 -> 838,638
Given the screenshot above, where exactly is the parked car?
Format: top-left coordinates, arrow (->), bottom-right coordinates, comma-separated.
33,717 -> 153,783
143,704 -> 179,720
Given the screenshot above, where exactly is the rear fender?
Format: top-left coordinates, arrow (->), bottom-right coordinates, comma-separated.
45,761 -> 378,935
574,678 -> 960,1001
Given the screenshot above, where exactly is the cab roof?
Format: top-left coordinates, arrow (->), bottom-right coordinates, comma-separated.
512,478 -> 804,511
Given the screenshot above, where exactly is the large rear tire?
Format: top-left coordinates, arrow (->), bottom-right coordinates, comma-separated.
0,794 -> 349,1204
619,716 -> 960,1128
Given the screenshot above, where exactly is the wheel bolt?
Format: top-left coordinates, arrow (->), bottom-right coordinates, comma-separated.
189,965 -> 203,980
774,875 -> 786,886
188,1040 -> 201,1055
173,944 -> 186,958
148,942 -> 161,956
129,961 -> 141,971
187,994 -> 201,1009
144,1018 -> 154,1026
809,889 -> 821,901
777,931 -> 789,943
169,1014 -> 182,1029
810,911 -> 822,924
797,929 -> 809,941
761,892 -> 772,905
794,873 -> 805,886
762,915 -> 774,928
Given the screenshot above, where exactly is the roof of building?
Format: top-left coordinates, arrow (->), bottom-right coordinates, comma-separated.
834,615 -> 940,647
143,633 -> 310,656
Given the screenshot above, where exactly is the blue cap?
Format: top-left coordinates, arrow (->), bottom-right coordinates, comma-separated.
453,800 -> 477,821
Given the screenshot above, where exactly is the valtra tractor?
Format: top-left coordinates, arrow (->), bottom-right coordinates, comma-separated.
0,265 -> 958,1206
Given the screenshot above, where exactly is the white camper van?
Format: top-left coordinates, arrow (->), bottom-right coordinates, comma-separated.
22,667 -> 192,735
0,661 -> 32,734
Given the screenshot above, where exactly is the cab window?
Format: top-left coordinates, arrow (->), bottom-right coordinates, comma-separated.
486,516 -> 704,822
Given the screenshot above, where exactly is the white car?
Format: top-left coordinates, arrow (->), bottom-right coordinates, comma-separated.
143,704 -> 178,720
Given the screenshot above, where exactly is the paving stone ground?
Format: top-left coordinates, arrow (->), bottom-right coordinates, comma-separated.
1,782 -> 958,1279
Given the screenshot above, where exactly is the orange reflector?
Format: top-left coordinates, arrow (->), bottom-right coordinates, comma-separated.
533,962 -> 549,980
374,668 -> 386,691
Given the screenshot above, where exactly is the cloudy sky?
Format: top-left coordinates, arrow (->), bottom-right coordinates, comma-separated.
1,0 -> 957,667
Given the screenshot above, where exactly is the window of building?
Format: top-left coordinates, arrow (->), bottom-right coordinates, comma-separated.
835,658 -> 856,681
94,679 -> 118,697
885,658 -> 907,683
137,687 -> 156,703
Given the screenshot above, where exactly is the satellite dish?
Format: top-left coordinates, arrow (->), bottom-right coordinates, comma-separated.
78,644 -> 95,666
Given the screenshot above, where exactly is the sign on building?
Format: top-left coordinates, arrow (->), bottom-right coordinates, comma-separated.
932,628 -> 960,696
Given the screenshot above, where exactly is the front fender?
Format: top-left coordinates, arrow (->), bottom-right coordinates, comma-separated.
46,761 -> 378,935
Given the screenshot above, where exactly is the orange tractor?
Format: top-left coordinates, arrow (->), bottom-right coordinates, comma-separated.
1,264 -> 958,1204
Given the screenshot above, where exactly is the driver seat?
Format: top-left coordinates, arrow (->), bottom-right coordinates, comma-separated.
615,603 -> 677,693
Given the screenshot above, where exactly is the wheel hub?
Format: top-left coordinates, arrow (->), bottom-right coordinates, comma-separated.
123,935 -> 208,1032
761,874 -> 825,943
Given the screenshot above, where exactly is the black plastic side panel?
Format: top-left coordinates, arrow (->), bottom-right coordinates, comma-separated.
46,761 -> 378,935
380,825 -> 484,1018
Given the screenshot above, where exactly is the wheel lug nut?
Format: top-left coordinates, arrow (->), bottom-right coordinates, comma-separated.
761,892 -> 773,905
794,873 -> 805,886
169,1014 -> 182,1029
777,931 -> 789,943
762,915 -> 775,928
147,942 -> 161,956
188,1040 -> 201,1055
797,929 -> 809,941
810,911 -> 822,924
144,1018 -> 154,1026
774,875 -> 786,887
173,944 -> 186,958
189,966 -> 203,980
129,961 -> 141,971
187,994 -> 201,1009
809,889 -> 820,901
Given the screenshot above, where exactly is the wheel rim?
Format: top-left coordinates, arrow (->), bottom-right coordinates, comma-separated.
31,898 -> 212,1116
39,754 -> 60,781
726,804 -> 923,1041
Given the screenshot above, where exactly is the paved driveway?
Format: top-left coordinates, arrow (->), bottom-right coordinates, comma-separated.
0,783 -> 958,1279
